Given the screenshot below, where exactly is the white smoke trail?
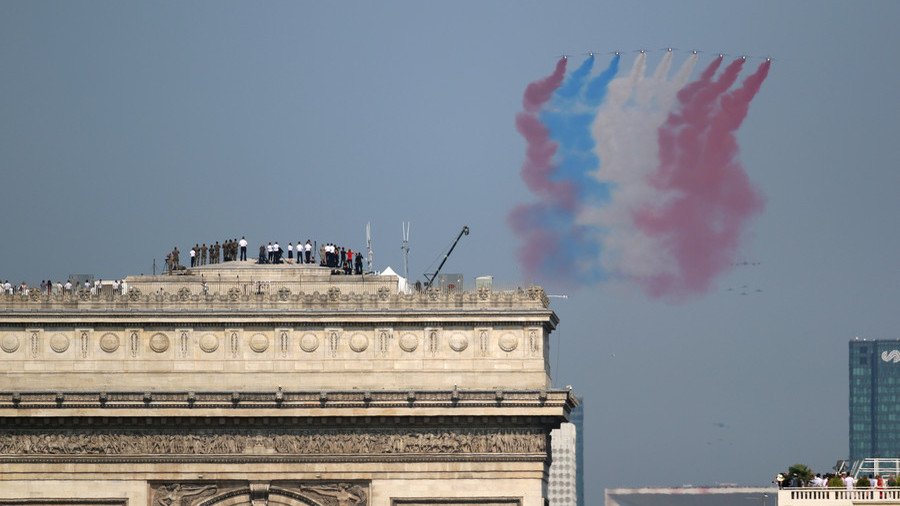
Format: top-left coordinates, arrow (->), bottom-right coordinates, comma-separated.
585,53 -> 699,281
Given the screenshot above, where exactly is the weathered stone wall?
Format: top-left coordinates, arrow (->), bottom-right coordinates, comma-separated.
0,266 -> 567,505
0,323 -> 552,391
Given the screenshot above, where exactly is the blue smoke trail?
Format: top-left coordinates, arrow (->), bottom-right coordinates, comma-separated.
585,54 -> 620,105
524,55 -> 620,284
541,55 -> 620,203
556,54 -> 595,100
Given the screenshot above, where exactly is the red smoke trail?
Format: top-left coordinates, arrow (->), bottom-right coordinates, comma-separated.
509,58 -> 570,283
636,60 -> 771,299
515,58 -> 573,208
523,58 -> 568,112
508,205 -> 563,278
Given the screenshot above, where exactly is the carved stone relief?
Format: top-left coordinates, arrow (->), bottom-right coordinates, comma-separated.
299,333 -> 319,353
150,333 -> 170,353
129,330 -> 139,358
426,329 -> 439,357
230,331 -> 239,358
448,333 -> 468,353
49,334 -> 70,354
199,334 -> 219,353
349,333 -> 368,353
150,482 -> 369,506
399,333 -> 418,353
0,334 -> 19,353
290,483 -> 368,506
78,330 -> 88,358
153,483 -> 221,506
376,329 -> 392,357
0,325 -> 545,362
0,285 -> 550,310
99,333 -> 119,353
326,329 -> 341,357
0,428 -> 546,457
477,329 -> 490,357
249,334 -> 269,353
498,333 -> 517,353
30,331 -> 39,358
278,330 -> 289,358
178,330 -> 190,358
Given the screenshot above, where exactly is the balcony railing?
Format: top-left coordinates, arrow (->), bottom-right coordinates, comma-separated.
780,487 -> 900,504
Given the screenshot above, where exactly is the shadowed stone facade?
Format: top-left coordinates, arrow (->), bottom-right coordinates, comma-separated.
0,263 -> 575,505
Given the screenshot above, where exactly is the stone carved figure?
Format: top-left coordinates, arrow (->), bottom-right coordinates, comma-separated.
154,484 -> 217,506
0,428 -> 545,457
149,482 -> 368,506
300,483 -> 366,506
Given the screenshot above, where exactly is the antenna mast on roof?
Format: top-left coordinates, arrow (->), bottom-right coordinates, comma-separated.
402,222 -> 410,282
366,222 -> 374,274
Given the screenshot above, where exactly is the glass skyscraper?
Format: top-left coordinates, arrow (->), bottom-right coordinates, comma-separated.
849,339 -> 900,462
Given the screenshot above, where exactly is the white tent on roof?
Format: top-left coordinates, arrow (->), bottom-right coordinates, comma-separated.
380,266 -> 410,294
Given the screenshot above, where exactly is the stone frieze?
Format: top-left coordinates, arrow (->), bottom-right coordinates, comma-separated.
0,428 -> 546,456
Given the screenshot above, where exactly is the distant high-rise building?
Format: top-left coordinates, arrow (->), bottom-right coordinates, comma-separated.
549,399 -> 583,505
571,398 -> 584,506
849,339 -> 900,462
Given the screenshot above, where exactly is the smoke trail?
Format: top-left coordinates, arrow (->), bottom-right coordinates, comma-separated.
542,55 -> 620,200
510,55 -> 622,287
523,58 -> 568,113
585,53 -> 622,105
588,53 -> 698,280
508,58 -> 569,282
515,58 -> 570,206
556,54 -> 594,100
635,60 -> 771,299
510,54 -> 769,297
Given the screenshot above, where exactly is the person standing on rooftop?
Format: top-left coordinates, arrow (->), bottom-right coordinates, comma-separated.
239,236 -> 248,261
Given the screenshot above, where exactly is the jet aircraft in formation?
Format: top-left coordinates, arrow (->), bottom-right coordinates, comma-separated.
553,49 -> 771,61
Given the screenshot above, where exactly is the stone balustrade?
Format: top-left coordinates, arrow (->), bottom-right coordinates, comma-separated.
779,488 -> 900,505
0,285 -> 550,310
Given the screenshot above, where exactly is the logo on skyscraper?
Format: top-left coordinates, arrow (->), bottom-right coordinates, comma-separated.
881,350 -> 900,363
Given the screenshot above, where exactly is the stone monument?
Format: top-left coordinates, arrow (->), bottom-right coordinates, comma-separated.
0,262 -> 575,506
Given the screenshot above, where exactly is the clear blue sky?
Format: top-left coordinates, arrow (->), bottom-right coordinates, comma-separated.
2,1 -> 899,501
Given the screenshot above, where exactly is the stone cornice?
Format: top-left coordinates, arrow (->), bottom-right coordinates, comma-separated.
0,309 -> 557,327
0,389 -> 575,414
